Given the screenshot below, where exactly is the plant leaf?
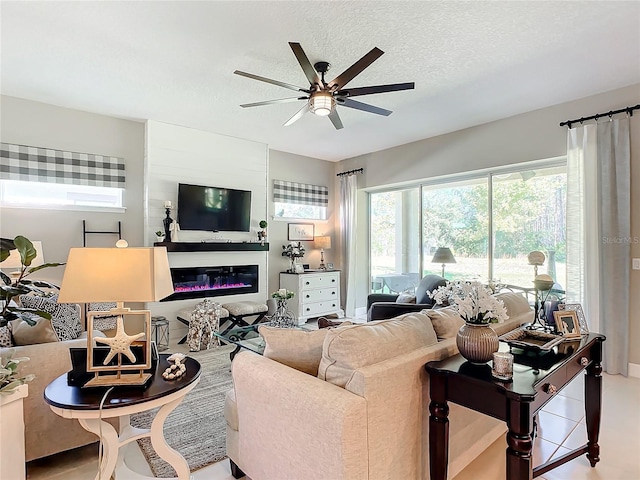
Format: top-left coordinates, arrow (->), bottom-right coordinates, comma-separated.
0,271 -> 10,286
13,236 -> 37,267
27,263 -> 65,275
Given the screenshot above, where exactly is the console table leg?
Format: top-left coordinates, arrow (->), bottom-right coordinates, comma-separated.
585,341 -> 603,467
506,400 -> 533,480
429,374 -> 449,480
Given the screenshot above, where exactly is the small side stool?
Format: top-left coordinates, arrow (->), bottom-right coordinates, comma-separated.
220,301 -> 268,336
151,316 -> 170,351
176,306 -> 229,344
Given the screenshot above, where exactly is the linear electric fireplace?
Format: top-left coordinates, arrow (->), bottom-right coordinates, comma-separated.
161,264 -> 258,301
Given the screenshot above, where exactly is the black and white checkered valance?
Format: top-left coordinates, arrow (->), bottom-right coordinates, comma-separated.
0,142 -> 125,188
273,180 -> 328,207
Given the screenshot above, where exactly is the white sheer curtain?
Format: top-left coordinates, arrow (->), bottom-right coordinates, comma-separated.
339,174 -> 357,317
566,118 -> 630,375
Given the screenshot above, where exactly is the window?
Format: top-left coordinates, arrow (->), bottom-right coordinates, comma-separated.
368,159 -> 567,292
0,142 -> 125,210
273,180 -> 327,220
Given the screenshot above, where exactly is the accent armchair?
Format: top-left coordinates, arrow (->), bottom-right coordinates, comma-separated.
367,274 -> 447,321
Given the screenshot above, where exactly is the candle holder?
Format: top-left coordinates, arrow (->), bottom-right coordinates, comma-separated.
492,352 -> 514,381
163,207 -> 174,242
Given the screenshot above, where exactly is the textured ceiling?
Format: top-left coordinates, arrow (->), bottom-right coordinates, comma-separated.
1,1 -> 639,161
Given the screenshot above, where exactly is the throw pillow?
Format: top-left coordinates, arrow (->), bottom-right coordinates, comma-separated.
10,317 -> 59,345
19,294 -> 82,341
395,292 -> 417,304
318,312 -> 438,388
88,302 -> 118,331
0,325 -> 13,347
425,307 -> 465,339
259,326 -> 329,376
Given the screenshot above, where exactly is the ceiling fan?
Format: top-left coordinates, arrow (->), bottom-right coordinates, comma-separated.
234,42 -> 415,130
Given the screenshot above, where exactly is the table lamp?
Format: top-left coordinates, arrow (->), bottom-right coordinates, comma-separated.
431,247 -> 456,277
58,241 -> 174,387
314,236 -> 331,270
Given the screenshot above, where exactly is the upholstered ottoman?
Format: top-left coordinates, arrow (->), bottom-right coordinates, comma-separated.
220,301 -> 268,335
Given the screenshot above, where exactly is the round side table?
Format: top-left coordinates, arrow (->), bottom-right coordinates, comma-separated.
44,355 -> 201,480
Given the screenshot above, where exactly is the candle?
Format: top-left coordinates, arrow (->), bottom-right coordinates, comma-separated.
278,288 -> 287,296
492,352 -> 514,381
164,200 -> 172,208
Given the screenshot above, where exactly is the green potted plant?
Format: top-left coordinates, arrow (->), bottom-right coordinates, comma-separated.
258,220 -> 268,241
0,236 -> 64,327
0,352 -> 34,395
155,230 -> 166,242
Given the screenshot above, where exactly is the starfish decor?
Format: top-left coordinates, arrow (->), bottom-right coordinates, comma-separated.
95,316 -> 145,365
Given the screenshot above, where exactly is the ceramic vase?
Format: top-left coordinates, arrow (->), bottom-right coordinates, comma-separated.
456,323 -> 499,364
271,299 -> 296,328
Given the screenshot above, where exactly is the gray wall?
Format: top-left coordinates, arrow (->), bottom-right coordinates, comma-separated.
337,83 -> 640,365
267,150 -> 337,294
0,95 -> 145,286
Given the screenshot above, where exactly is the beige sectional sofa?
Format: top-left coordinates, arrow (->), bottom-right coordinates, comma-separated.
225,292 -> 533,480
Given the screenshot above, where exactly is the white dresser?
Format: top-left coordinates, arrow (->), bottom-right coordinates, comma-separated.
279,271 -> 343,324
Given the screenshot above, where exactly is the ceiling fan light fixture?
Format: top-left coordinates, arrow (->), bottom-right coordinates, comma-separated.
309,92 -> 334,116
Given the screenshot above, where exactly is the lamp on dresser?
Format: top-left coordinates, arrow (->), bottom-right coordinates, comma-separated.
58,241 -> 174,387
314,236 -> 331,271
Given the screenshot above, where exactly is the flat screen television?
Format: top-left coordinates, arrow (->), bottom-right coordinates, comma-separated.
177,183 -> 251,232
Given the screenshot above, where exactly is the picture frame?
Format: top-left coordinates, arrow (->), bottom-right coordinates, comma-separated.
294,263 -> 305,274
558,303 -> 589,334
553,310 -> 581,338
288,223 -> 314,241
326,262 -> 334,270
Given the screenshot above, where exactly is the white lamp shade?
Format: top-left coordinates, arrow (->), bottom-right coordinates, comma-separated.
0,241 -> 44,269
58,247 -> 174,303
314,236 -> 331,250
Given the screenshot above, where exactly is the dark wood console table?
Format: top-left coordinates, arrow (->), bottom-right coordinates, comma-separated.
425,333 -> 605,480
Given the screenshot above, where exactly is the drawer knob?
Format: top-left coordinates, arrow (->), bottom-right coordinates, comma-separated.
543,383 -> 557,395
306,308 -> 310,312
332,279 -> 336,282
306,294 -> 310,298
580,357 -> 589,367
332,291 -> 335,295
305,281 -> 310,285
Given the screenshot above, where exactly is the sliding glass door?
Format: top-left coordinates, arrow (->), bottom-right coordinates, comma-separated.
368,160 -> 567,293
369,188 -> 420,294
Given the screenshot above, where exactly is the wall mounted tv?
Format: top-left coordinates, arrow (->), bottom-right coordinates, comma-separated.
177,183 -> 252,232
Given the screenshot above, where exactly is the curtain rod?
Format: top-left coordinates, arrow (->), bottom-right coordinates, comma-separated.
336,168 -> 364,177
560,104 -> 639,129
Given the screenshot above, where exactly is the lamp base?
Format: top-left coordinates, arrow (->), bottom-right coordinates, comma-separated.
319,249 -> 327,270
83,372 -> 152,388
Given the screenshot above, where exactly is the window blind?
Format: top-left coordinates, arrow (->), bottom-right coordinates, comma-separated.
0,142 -> 125,188
273,180 -> 328,207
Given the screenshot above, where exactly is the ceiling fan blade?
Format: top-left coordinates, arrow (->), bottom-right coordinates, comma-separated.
240,97 -> 308,108
329,47 -> 384,90
288,42 -> 322,87
337,98 -> 392,116
337,82 -> 415,97
328,110 -> 344,130
234,70 -> 309,93
284,103 -> 309,126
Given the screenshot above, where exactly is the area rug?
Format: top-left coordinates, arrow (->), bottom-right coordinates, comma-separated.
130,345 -> 234,477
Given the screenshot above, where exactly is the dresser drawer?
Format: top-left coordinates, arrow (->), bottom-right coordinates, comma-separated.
302,300 -> 340,316
301,273 -> 339,290
302,288 -> 338,302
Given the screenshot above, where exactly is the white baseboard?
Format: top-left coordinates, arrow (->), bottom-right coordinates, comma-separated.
354,306 -> 367,318
629,363 -> 640,378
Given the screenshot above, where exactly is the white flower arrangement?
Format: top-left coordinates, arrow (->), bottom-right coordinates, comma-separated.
272,288 -> 295,300
429,280 -> 508,324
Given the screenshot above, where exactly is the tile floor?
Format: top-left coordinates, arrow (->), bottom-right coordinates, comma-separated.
27,318 -> 640,480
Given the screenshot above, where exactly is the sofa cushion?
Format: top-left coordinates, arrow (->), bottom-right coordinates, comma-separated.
88,302 -> 118,331
224,388 -> 239,431
0,325 -> 13,347
426,307 -> 465,339
318,312 -> 438,388
395,292 -> 416,304
19,294 -> 82,341
495,292 -> 534,326
10,317 -> 59,345
259,325 -> 329,376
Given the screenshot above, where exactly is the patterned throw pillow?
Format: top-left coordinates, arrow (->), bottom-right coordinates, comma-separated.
88,302 -> 118,331
0,325 -> 13,347
19,294 -> 82,341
